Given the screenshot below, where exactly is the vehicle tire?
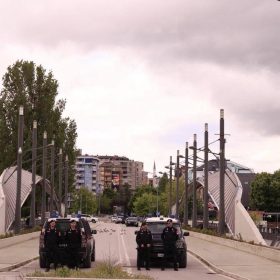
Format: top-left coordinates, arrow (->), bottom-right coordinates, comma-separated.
91,247 -> 95,262
84,252 -> 92,268
178,252 -> 187,268
39,255 -> 46,268
92,219 -> 96,223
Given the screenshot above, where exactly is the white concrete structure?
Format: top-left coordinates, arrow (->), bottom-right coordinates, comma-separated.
0,167 -> 58,234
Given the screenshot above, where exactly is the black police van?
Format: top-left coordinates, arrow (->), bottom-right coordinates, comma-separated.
39,217 -> 96,268
136,217 -> 189,268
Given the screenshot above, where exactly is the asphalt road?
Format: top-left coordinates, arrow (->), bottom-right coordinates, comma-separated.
4,220 -> 235,280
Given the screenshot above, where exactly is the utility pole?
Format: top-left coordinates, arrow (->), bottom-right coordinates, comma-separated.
203,123 -> 209,229
41,131 -> 47,223
192,134 -> 197,228
175,150 -> 180,219
30,120 -> 37,228
50,140 -> 54,213
169,156 -> 173,217
64,155 -> 69,217
15,106 -> 24,234
183,142 -> 189,226
58,148 -> 62,216
219,109 -> 226,234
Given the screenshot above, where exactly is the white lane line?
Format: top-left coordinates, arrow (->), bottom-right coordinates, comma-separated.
120,229 -> 132,274
115,225 -> 123,266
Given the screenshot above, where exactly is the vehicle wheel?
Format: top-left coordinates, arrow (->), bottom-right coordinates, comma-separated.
39,255 -> 46,268
178,252 -> 187,268
91,247 -> 95,262
84,252 -> 92,268
92,219 -> 96,223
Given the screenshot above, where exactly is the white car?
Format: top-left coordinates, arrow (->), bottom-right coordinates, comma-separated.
111,215 -> 118,222
81,214 -> 99,223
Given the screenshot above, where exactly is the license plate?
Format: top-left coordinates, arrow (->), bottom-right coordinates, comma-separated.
157,253 -> 164,257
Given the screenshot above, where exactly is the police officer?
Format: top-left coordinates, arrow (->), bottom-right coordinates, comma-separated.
66,219 -> 81,269
161,218 -> 179,271
44,219 -> 60,271
136,222 -> 152,270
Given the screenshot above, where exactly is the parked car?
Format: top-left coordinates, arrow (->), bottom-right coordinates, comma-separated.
115,215 -> 126,224
39,217 -> 97,268
111,215 -> 118,223
125,216 -> 139,227
135,216 -> 189,268
80,214 -> 99,223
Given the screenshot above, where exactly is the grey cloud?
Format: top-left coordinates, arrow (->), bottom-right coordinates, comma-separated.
1,0 -> 280,71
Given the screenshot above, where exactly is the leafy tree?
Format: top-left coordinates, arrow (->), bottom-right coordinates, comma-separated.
0,60 -> 77,189
133,193 -> 158,216
158,172 -> 168,193
70,187 -> 98,214
250,171 -> 280,212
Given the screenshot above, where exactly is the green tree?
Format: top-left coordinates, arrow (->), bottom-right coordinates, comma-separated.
70,187 -> 98,214
250,171 -> 280,212
158,172 -> 168,193
0,60 -> 77,188
133,193 -> 157,216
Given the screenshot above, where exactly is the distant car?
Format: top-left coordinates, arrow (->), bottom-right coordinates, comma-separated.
39,217 -> 97,268
80,214 -> 99,223
125,216 -> 139,227
115,215 -> 125,224
111,215 -> 118,223
135,216 -> 189,268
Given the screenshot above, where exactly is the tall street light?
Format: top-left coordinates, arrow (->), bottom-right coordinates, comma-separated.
183,142 -> 189,227
203,123 -> 209,229
219,109 -> 226,234
190,134 -> 197,228
50,139 -> 55,213
41,131 -> 47,223
58,148 -> 63,216
64,155 -> 69,217
30,120 -> 37,228
165,156 -> 175,217
15,106 -> 24,234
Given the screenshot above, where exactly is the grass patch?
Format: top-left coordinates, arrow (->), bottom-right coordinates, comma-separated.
28,262 -> 153,279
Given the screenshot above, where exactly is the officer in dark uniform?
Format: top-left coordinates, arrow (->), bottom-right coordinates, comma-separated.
161,218 -> 179,271
66,219 -> 81,269
136,222 -> 152,270
44,219 -> 60,271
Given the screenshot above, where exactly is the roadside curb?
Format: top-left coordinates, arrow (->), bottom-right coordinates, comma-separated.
188,249 -> 249,280
0,256 -> 39,272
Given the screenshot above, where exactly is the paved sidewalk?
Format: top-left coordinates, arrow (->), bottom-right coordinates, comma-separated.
0,238 -> 38,272
188,235 -> 280,280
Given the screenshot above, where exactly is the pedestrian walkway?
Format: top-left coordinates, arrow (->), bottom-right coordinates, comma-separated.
188,234 -> 280,280
0,238 -> 38,272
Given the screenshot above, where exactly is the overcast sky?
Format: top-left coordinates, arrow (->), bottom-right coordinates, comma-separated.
1,0 -> 280,174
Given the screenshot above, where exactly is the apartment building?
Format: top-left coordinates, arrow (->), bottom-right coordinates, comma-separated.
75,155 -> 100,193
97,155 -> 145,190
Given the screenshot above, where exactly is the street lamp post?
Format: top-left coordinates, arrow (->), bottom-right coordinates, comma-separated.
30,120 -> 37,228
175,150 -> 180,219
58,148 -> 62,216
219,109 -> 226,234
15,106 -> 24,234
169,156 -> 174,217
64,155 -> 69,217
203,123 -> 209,229
50,140 -> 55,213
183,142 -> 189,226
41,131 -> 47,223
192,134 -> 197,228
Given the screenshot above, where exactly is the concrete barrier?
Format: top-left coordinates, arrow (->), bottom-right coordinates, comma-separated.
190,231 -> 280,263
0,231 -> 40,249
